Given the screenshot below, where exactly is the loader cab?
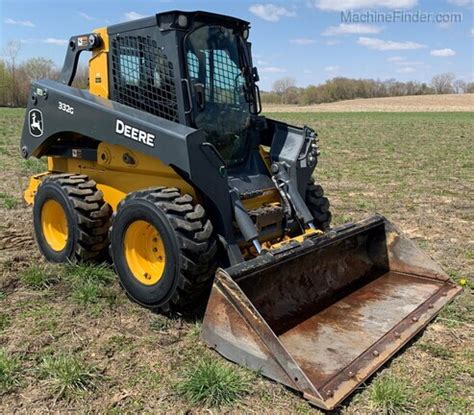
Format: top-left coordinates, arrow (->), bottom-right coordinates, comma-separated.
106,11 -> 260,168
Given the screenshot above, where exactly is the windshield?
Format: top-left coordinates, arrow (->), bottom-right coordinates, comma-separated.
185,25 -> 251,167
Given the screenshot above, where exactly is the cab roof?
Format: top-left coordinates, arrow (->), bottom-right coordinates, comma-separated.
108,10 -> 250,35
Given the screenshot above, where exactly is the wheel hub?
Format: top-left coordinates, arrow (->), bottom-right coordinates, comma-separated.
41,199 -> 69,252
123,220 -> 166,285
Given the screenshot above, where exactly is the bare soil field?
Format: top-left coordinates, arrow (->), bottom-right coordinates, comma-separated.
0,109 -> 472,413
264,93 -> 474,113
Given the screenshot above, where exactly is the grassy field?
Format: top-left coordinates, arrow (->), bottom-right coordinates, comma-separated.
0,108 -> 472,413
264,93 -> 474,113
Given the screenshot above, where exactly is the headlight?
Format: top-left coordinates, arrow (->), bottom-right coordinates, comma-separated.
177,14 -> 188,28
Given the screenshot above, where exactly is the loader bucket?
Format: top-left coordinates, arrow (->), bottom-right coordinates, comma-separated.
201,215 -> 461,410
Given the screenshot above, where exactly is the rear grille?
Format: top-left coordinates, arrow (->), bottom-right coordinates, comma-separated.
110,35 -> 178,122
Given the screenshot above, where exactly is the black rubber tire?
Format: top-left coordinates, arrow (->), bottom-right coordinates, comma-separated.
109,187 -> 218,313
305,180 -> 332,231
33,173 -> 112,262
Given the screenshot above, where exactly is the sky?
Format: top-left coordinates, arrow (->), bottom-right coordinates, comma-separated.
1,0 -> 473,90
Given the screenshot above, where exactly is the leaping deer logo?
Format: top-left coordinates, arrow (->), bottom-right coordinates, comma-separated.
29,109 -> 43,137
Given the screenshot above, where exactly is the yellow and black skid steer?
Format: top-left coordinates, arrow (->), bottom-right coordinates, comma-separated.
20,11 -> 461,409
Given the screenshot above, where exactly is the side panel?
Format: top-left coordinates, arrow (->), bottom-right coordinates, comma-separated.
21,80 -> 194,166
47,142 -> 197,210
89,27 -> 109,98
20,80 -> 236,245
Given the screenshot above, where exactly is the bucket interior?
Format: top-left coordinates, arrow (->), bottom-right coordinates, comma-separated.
236,222 -> 390,335
235,222 -> 447,390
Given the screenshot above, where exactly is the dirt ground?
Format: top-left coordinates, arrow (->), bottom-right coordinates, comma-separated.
0,108 -> 472,413
264,93 -> 474,113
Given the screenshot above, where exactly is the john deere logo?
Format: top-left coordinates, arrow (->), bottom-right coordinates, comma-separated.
29,109 -> 44,137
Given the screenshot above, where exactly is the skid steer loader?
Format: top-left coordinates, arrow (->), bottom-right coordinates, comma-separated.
20,11 -> 461,409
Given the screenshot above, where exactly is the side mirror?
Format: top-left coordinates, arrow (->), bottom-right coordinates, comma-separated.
194,83 -> 206,111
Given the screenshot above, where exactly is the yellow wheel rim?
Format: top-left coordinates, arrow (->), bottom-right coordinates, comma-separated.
123,220 -> 166,285
41,199 -> 69,252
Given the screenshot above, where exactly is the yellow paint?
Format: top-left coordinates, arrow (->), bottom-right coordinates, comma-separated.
95,184 -> 127,213
47,143 -> 196,210
241,190 -> 280,211
259,145 -> 272,172
270,227 -> 322,250
41,199 -> 69,251
89,27 -> 109,98
123,220 -> 166,285
23,172 -> 50,205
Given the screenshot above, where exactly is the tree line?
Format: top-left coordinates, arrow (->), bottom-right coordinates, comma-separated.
0,41 -> 472,107
263,74 -> 474,105
0,41 -> 87,107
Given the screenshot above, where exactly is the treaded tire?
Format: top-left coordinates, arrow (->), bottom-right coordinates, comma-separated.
33,173 -> 112,262
109,187 -> 218,314
306,179 -> 332,231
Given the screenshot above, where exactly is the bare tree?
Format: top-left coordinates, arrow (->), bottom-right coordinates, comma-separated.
431,73 -> 456,94
3,41 -> 22,106
453,79 -> 467,94
24,57 -> 57,81
4,40 -> 21,69
272,77 -> 296,104
0,60 -> 12,106
71,65 -> 89,89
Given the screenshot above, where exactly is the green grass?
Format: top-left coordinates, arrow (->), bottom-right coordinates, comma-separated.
437,293 -> 472,328
0,349 -> 21,394
20,265 -> 59,289
63,263 -> 116,307
39,354 -> 100,399
0,313 -> 11,331
19,158 -> 47,174
0,192 -> 18,209
421,376 -> 471,412
189,321 -> 202,338
20,303 -> 61,334
368,374 -> 414,414
149,315 -> 174,332
417,342 -> 454,359
176,359 -> 252,407
0,108 -> 472,412
103,335 -> 135,354
128,363 -> 162,388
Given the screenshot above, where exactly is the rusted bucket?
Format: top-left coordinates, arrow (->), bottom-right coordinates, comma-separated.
201,215 -> 461,410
